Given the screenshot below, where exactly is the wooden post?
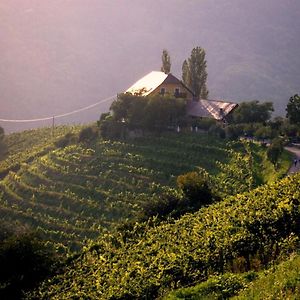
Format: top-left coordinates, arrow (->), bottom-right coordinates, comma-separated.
52,116 -> 55,137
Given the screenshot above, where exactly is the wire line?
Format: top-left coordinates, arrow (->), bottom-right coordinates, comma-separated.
0,95 -> 116,123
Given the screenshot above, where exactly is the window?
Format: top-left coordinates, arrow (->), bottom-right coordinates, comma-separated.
160,88 -> 166,95
174,88 -> 180,97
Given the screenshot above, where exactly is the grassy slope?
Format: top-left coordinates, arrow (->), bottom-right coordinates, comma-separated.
0,129 -> 292,253
31,173 -> 300,299
0,126 -> 81,178
166,253 -> 300,300
233,254 -> 300,299
248,142 -> 292,185
0,131 -> 233,252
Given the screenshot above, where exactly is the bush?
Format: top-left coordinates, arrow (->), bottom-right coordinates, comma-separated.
208,124 -> 226,139
177,168 -> 214,208
225,124 -> 244,140
0,228 -> 59,299
267,138 -> 284,166
98,115 -> 125,139
54,132 -> 78,148
194,118 -> 217,131
139,189 -> 183,221
254,125 -> 274,140
78,126 -> 99,143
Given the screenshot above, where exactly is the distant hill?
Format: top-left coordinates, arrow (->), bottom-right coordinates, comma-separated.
1,0 -> 300,132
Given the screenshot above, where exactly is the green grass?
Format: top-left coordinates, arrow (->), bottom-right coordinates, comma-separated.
164,253 -> 300,300
244,142 -> 292,185
233,254 -> 300,299
260,149 -> 293,183
164,272 -> 257,300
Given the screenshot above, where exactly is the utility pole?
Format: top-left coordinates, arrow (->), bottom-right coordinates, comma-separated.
52,116 -> 55,137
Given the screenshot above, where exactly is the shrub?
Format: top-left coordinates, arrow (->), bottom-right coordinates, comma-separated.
208,124 -> 226,139
267,138 -> 284,166
78,126 -> 99,143
225,124 -> 244,140
194,118 -> 217,131
177,168 -> 214,208
54,132 -> 77,148
0,228 -> 59,299
139,189 -> 183,221
98,115 -> 125,139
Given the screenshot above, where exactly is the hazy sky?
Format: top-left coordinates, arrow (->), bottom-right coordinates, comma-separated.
1,0 -> 300,132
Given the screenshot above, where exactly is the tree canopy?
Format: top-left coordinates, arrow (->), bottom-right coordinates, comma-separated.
286,94 -> 300,124
99,93 -> 186,138
160,49 -> 171,74
182,47 -> 209,99
230,101 -> 274,124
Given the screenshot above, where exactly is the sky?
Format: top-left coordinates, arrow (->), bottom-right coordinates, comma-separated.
1,0 -> 300,132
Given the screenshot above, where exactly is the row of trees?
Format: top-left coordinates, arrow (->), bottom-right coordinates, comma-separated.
161,47 -> 209,99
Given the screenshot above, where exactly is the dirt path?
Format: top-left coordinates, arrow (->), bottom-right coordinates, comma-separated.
285,146 -> 300,174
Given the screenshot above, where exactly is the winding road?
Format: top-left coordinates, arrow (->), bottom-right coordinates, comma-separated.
285,145 -> 300,174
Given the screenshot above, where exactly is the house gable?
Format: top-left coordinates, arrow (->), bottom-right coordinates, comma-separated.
126,71 -> 193,99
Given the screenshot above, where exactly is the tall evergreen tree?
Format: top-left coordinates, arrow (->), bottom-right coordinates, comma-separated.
182,60 -> 190,87
182,47 -> 209,99
160,49 -> 171,74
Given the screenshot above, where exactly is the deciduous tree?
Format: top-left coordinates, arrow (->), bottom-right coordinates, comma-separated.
231,101 -> 273,124
286,94 -> 300,124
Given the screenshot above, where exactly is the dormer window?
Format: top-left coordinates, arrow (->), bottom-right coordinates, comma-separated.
160,88 -> 166,95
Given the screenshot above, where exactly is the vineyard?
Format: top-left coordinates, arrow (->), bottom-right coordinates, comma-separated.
30,173 -> 300,299
0,129 -> 288,253
0,126 -> 297,298
166,253 -> 300,299
0,130 -> 236,252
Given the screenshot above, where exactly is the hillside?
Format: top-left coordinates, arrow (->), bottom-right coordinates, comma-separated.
0,128 -> 289,253
30,173 -> 300,299
0,129 -> 231,252
1,0 -> 300,133
165,253 -> 300,299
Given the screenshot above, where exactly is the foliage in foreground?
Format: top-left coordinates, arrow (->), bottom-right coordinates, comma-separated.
166,253 -> 300,300
30,173 -> 300,299
164,272 -> 257,300
0,226 -> 59,299
233,253 -> 300,299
